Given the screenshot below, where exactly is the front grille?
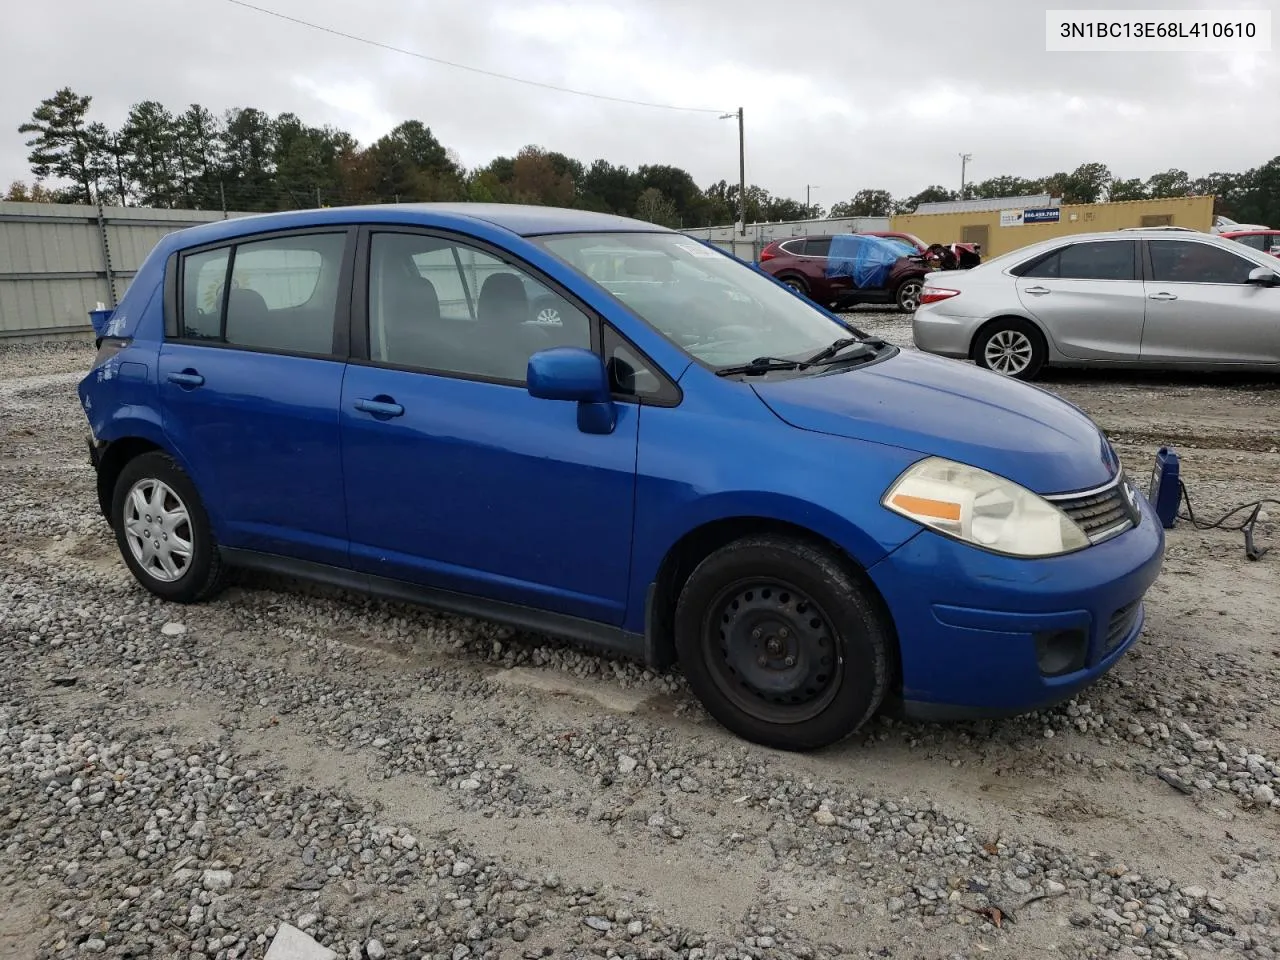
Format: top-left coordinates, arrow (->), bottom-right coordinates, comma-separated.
1105,600 -> 1142,654
1046,475 -> 1137,545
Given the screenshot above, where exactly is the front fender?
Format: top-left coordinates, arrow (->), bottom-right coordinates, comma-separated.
624,396 -> 928,635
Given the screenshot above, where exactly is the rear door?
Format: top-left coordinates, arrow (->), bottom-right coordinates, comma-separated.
1139,238 -> 1280,363
800,236 -> 852,301
158,227 -> 355,567
1012,238 -> 1145,359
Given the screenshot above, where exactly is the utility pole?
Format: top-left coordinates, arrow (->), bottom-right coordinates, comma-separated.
806,184 -> 820,214
959,153 -> 972,198
721,107 -> 745,234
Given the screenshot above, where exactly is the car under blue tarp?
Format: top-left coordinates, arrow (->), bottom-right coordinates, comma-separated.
824,234 -> 908,288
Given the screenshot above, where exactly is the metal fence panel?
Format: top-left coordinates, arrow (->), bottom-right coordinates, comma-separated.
0,200 -> 245,339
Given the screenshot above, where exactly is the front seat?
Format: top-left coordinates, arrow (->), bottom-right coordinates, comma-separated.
378,266 -> 441,367
477,272 -> 543,379
477,272 -> 529,328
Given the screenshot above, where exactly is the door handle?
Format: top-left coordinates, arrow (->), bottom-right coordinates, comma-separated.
166,370 -> 205,388
1023,286 -> 1051,295
354,397 -> 404,418
1148,292 -> 1178,301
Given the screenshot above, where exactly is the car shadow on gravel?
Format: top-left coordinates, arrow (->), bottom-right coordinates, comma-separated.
1032,367 -> 1280,390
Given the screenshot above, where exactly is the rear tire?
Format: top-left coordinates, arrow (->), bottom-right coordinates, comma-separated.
111,451 -> 226,603
972,317 -> 1047,381
673,535 -> 891,751
779,276 -> 809,298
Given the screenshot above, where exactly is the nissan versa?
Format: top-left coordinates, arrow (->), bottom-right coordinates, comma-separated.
78,204 -> 1165,751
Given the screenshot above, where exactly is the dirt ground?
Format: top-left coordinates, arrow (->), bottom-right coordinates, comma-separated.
1,321 -> 1277,960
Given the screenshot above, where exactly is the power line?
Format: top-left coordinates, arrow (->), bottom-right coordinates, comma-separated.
219,0 -> 728,115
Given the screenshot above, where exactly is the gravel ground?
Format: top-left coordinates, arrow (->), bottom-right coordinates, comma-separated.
2,322 -> 1278,960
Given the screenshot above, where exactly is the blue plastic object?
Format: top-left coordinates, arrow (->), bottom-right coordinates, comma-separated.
88,308 -> 114,337
1148,446 -> 1181,529
74,202 -> 1167,733
825,234 -> 905,288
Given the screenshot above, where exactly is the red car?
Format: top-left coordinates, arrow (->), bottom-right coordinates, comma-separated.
865,231 -> 983,269
1219,229 -> 1280,258
758,234 -> 929,312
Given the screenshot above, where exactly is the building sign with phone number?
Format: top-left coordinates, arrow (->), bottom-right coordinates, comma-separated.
1000,207 -> 1062,227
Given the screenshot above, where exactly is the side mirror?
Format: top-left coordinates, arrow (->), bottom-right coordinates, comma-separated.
527,346 -> 616,434
1247,266 -> 1280,286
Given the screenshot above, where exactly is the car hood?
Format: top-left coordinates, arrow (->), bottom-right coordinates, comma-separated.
751,350 -> 1118,494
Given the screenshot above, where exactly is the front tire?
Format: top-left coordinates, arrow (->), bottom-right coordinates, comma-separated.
972,317 -> 1047,380
673,536 -> 891,751
111,451 -> 226,603
895,278 -> 923,312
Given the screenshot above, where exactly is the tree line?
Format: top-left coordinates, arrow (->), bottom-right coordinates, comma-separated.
8,87 -> 1280,229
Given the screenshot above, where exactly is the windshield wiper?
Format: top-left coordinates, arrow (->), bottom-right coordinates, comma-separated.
801,337 -> 865,366
798,337 -> 890,368
714,356 -> 802,377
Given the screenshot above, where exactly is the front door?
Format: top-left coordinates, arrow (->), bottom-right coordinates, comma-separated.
158,228 -> 355,567
1013,237 -> 1147,360
339,228 -> 639,625
1139,237 -> 1280,363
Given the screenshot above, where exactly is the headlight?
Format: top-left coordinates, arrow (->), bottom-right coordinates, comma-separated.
882,456 -> 1090,558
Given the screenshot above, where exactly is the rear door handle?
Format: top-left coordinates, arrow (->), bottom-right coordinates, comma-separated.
354,397 -> 405,418
1023,286 -> 1051,295
1148,292 -> 1178,301
166,370 -> 205,388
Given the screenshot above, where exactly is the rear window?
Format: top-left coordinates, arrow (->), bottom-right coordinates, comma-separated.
176,231 -> 347,355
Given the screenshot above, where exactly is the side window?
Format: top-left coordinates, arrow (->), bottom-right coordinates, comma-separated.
603,325 -> 657,397
1233,234 -> 1268,252
1149,240 -> 1259,285
1016,250 -> 1061,279
1056,240 -> 1136,280
804,238 -> 832,257
181,247 -> 230,339
1015,241 -> 1135,281
179,232 -> 346,355
368,232 -> 593,383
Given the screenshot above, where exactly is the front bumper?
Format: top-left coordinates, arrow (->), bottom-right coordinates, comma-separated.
869,490 -> 1165,719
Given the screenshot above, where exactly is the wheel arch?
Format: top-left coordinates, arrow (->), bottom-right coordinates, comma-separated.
644,515 -> 901,688
93,419 -> 199,528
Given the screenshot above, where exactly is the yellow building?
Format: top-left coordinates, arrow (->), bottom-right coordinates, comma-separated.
891,195 -> 1215,259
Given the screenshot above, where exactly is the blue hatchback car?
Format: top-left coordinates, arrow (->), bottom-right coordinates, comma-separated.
79,204 -> 1165,751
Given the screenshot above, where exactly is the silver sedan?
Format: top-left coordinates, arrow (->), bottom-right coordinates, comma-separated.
911,228 -> 1280,380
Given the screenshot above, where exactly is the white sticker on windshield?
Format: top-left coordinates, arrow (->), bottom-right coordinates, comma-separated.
675,240 -> 721,258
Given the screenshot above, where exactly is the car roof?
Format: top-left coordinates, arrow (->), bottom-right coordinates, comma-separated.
156,202 -> 671,254
999,227 -> 1230,255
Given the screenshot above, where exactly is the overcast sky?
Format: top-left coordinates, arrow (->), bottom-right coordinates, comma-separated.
2,0 -> 1277,206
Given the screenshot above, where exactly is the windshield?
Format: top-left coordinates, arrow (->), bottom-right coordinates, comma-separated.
532,232 -> 857,368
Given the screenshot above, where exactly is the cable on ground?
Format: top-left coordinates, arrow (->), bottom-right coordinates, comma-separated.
1177,479 -> 1277,561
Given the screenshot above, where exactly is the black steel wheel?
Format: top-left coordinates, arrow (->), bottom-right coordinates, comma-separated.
673,535 -> 892,751
705,578 -> 842,724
